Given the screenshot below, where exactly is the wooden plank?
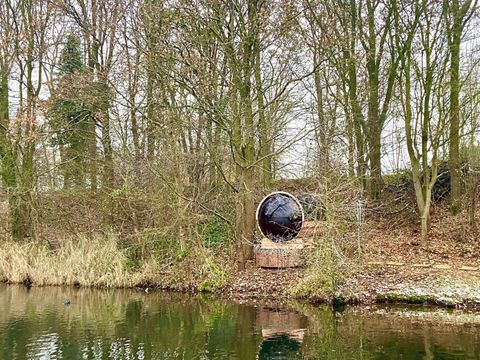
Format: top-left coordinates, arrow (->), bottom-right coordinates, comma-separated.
432,264 -> 451,270
412,263 -> 431,268
260,237 -> 304,250
459,266 -> 479,271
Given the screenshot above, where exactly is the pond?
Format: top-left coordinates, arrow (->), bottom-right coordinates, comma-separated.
0,284 -> 479,359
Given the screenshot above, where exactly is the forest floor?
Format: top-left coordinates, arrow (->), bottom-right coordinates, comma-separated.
221,204 -> 480,309
221,259 -> 480,309
343,205 -> 480,308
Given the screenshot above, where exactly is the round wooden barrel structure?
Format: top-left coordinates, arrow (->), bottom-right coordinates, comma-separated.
256,191 -> 304,243
255,192 -> 306,268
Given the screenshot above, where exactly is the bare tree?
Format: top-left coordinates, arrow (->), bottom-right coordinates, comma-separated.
398,0 -> 448,244
443,0 -> 478,214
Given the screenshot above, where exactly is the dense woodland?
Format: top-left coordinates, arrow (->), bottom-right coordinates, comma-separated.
0,0 -> 479,273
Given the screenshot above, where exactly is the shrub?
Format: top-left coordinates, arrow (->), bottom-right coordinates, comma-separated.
198,257 -> 228,292
197,218 -> 231,249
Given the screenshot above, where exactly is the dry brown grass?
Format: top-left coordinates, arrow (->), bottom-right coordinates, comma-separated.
0,234 -> 161,288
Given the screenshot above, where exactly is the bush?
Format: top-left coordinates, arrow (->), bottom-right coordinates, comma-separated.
291,173 -> 362,302
291,237 -> 351,302
124,228 -> 185,270
198,257 -> 229,292
197,218 -> 232,249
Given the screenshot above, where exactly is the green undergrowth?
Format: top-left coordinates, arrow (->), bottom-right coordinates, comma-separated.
123,228 -> 186,270
291,239 -> 352,303
197,218 -> 232,249
198,257 -> 229,292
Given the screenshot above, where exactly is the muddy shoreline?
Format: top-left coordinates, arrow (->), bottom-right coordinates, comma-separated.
3,260 -> 480,311
112,269 -> 480,311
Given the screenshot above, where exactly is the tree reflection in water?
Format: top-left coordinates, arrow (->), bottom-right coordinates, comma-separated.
0,285 -> 479,359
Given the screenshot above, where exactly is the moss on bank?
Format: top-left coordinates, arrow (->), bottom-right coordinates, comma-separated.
376,293 -> 438,305
374,291 -> 480,309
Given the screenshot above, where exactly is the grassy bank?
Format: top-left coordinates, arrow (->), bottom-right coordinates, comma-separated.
0,233 -> 234,292
1,235 -> 480,310
0,235 -> 159,287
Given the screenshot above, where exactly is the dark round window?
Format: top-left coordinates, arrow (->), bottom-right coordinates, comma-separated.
256,192 -> 304,242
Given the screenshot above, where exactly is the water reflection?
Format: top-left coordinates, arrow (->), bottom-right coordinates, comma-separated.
0,284 -> 479,359
257,307 -> 306,359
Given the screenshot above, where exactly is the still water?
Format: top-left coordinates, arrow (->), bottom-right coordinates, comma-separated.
0,284 -> 479,359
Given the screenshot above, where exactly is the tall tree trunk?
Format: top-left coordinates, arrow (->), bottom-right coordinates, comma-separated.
255,26 -> 271,186
229,0 -> 261,270
343,81 -> 355,177
314,53 -> 328,174
88,118 -> 97,190
130,87 -> 141,162
447,5 -> 462,214
0,67 -> 20,240
101,110 -> 114,188
365,0 -> 384,199
146,70 -> 155,161
448,35 -> 461,212
368,122 -> 383,199
0,69 -> 13,187
348,0 -> 367,190
398,2 -> 441,246
444,0 -> 476,214
13,0 -> 39,241
236,61 -> 256,270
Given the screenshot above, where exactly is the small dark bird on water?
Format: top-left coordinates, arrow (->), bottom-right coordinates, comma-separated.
23,276 -> 33,289
64,299 -> 71,305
